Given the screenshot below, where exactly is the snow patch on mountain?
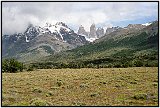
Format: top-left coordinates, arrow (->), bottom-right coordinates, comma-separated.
26,36 -> 29,42
85,37 -> 98,42
42,22 -> 72,40
142,22 -> 152,26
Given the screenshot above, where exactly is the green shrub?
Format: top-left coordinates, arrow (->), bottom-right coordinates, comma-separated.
132,93 -> 148,100
2,58 -> 24,73
132,60 -> 144,67
27,66 -> 34,71
107,63 -> 113,68
152,82 -> 158,87
113,63 -> 121,68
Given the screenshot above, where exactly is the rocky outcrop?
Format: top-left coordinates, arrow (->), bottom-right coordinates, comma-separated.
77,24 -> 105,42
77,25 -> 88,36
89,24 -> 97,38
105,26 -> 121,35
96,27 -> 104,38
126,24 -> 145,30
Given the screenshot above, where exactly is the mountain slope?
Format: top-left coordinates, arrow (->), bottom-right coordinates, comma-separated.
2,22 -> 88,62
39,21 -> 158,67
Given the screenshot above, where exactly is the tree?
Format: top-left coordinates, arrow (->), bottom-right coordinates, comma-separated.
132,60 -> 143,67
2,58 -> 24,73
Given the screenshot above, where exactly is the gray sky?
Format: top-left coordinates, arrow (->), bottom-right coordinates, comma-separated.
2,2 -> 158,35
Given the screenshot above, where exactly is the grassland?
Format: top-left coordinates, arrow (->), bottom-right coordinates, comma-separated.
2,67 -> 158,106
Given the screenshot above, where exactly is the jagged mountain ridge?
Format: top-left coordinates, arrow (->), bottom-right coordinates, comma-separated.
42,21 -> 158,66
24,22 -> 84,43
2,21 -> 156,63
77,22 -> 151,42
77,24 -> 104,42
95,22 -> 153,43
2,22 -> 88,62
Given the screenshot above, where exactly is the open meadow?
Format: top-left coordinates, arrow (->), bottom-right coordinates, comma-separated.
2,67 -> 158,106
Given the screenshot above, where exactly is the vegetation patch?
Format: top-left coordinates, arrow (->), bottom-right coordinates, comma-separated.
72,101 -> 86,106
90,92 -> 100,97
99,81 -> 107,85
79,83 -> 89,88
2,67 -> 158,106
152,82 -> 158,87
46,91 -> 54,97
2,58 -> 24,73
39,45 -> 54,54
50,86 -> 59,90
132,93 -> 148,100
11,102 -> 30,106
30,98 -> 52,106
32,87 -> 43,93
56,79 -> 64,87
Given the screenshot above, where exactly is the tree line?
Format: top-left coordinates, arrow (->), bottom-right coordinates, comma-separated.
2,54 -> 158,73
30,54 -> 158,69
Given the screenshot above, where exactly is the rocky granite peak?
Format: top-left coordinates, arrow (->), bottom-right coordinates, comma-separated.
96,27 -> 104,38
89,23 -> 97,38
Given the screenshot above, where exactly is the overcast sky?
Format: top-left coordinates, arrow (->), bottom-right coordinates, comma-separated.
2,2 -> 158,35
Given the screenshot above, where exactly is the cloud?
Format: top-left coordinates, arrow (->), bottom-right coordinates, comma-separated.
2,2 -> 158,35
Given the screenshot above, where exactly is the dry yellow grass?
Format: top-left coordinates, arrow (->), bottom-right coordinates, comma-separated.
2,67 -> 158,106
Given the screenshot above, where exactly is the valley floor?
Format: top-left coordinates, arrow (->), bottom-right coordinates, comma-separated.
2,67 -> 158,106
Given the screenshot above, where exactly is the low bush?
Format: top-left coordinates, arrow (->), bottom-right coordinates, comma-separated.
79,83 -> 89,88
27,66 -> 34,71
132,93 -> 148,100
46,91 -> 54,97
2,58 -> 24,73
56,79 -> 64,87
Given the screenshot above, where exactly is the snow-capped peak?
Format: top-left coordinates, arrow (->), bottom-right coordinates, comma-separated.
5,22 -> 87,44
55,22 -> 68,28
45,23 -> 52,27
42,22 -> 72,40
43,22 -> 71,33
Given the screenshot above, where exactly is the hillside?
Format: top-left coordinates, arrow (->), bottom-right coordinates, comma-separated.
2,22 -> 88,63
35,21 -> 158,68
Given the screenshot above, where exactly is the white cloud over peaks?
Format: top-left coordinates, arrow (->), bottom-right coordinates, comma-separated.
2,2 -> 158,35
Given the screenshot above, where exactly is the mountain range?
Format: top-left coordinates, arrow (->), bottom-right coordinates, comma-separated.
2,22 -> 88,62
2,21 -> 158,65
39,21 -> 158,68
